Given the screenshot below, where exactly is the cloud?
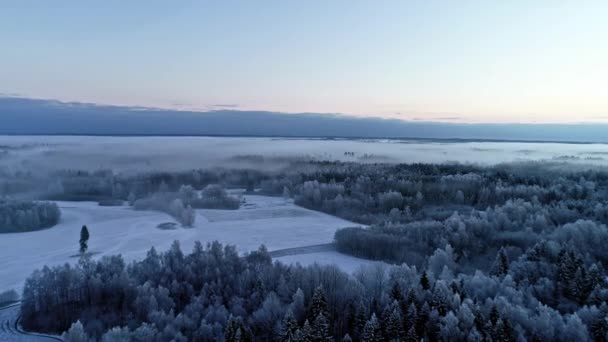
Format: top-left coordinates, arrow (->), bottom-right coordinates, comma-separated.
2,96 -> 608,143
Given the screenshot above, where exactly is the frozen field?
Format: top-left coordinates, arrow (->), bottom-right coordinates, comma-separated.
0,194 -> 367,293
1,136 -> 608,173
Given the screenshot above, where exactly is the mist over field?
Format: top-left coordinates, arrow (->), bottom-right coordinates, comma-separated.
1,135 -> 608,176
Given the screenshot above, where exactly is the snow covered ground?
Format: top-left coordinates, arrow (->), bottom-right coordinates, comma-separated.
0,194 -> 370,294
0,304 -> 61,341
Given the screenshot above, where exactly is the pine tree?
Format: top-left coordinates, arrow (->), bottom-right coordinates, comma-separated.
352,302 -> 367,340
492,318 -> 514,342
490,247 -> 509,277
309,286 -> 329,321
404,303 -> 417,334
342,333 -> 353,342
404,326 -> 418,342
311,313 -> 331,342
390,282 -> 403,302
361,313 -> 382,342
590,308 -> 608,342
416,302 -> 430,337
79,225 -> 89,254
489,305 -> 500,326
420,271 -> 431,290
226,317 -> 253,342
385,308 -> 404,341
299,320 -> 313,342
279,310 -> 300,342
430,286 -> 448,316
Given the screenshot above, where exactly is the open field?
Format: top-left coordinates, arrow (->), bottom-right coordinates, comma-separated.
0,193 -> 367,293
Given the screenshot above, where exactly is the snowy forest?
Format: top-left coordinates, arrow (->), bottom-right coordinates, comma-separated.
3,159 -> 608,340
0,199 -> 60,233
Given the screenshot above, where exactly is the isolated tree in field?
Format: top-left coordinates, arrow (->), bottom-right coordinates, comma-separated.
79,225 -> 89,254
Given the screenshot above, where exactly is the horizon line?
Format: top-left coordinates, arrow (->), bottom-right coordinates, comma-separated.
2,93 -> 608,126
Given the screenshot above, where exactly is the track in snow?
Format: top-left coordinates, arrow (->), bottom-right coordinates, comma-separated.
0,304 -> 62,342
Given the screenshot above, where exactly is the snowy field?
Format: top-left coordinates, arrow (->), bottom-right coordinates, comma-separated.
1,135 -> 608,173
0,193 -> 368,294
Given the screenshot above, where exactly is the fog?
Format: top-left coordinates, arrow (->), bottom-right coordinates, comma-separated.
1,136 -> 608,175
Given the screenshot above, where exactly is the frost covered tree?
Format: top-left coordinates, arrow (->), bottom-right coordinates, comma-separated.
361,314 -> 382,342
0,200 -> 61,233
63,321 -> 89,342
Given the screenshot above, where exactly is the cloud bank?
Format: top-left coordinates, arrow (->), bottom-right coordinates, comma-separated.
1,96 -> 607,143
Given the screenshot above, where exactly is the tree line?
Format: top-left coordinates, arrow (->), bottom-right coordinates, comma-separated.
0,199 -> 60,233
21,240 -> 607,341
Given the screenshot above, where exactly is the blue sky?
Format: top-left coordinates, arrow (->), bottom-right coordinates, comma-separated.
1,1 -> 607,123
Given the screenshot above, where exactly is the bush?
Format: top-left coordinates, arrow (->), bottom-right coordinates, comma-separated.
190,184 -> 240,209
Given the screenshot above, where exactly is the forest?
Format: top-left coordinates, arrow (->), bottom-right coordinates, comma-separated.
21,240 -> 606,341
4,159 -> 608,340
0,199 -> 60,233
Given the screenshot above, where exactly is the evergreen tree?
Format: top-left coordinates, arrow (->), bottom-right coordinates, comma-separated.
309,286 -> 329,321
299,320 -> 313,342
352,302 -> 368,341
404,326 -> 418,342
590,310 -> 608,342
490,247 -> 509,277
416,303 -> 430,337
311,313 -> 331,342
79,225 -> 89,254
492,318 -> 514,342
420,271 -> 431,290
489,305 -> 500,326
361,313 -> 382,342
404,303 -> 417,333
225,317 -> 253,342
280,310 -> 300,342
384,308 -> 404,341
390,282 -> 403,302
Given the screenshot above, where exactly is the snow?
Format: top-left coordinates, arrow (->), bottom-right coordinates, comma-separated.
0,194 -> 369,293
0,304 -> 61,341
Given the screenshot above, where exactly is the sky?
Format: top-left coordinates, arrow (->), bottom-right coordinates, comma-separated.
1,1 -> 607,124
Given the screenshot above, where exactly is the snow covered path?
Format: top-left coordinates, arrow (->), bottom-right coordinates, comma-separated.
0,304 -> 61,341
0,194 -> 371,293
